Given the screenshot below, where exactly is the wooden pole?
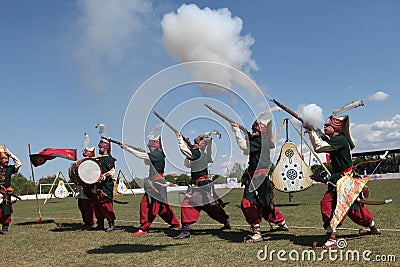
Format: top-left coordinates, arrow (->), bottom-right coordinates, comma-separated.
28,144 -> 43,223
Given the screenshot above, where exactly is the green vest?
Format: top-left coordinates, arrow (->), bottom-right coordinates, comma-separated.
146,150 -> 167,200
148,150 -> 165,178
97,155 -> 116,200
326,133 -> 353,193
247,136 -> 272,171
189,149 -> 208,181
0,165 -> 17,215
243,136 -> 273,205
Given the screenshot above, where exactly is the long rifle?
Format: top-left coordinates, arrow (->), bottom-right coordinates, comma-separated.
204,104 -> 249,133
153,111 -> 192,147
101,136 -> 146,153
262,96 -> 329,140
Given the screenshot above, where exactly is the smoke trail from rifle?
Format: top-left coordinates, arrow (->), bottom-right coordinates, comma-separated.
161,4 -> 258,96
297,104 -> 324,129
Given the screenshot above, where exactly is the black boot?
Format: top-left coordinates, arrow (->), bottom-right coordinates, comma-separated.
221,219 -> 231,230
96,220 -> 104,230
1,224 -> 9,235
174,223 -> 190,239
106,221 -> 115,232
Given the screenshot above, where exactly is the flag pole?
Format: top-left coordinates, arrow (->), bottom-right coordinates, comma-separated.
28,144 -> 43,223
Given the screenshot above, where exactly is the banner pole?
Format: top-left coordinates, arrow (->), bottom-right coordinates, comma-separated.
28,144 -> 43,223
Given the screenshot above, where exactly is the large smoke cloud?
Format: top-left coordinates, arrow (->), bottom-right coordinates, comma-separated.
161,4 -> 258,95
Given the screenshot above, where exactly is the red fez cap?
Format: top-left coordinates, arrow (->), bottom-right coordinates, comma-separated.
326,117 -> 343,132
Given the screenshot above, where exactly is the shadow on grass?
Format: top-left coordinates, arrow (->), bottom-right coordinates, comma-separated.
87,243 -> 187,254
264,232 -> 363,248
14,219 -> 55,226
166,228 -> 249,243
51,222 -> 88,232
164,227 -> 365,247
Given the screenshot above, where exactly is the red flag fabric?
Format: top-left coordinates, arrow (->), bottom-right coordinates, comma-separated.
29,148 -> 77,167
325,154 -> 331,164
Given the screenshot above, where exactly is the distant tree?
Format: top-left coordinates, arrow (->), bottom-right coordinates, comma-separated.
228,162 -> 245,178
176,174 -> 190,186
165,174 -> 178,185
129,179 -> 141,189
11,173 -> 35,195
37,174 -> 57,194
311,163 -> 331,175
39,174 -> 57,185
211,174 -> 226,184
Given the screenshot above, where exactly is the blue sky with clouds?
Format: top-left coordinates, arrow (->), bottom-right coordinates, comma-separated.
1,0 -> 399,180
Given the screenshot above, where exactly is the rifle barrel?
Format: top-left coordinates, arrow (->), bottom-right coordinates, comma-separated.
204,104 -> 248,132
269,98 -> 329,140
153,111 -> 192,147
102,136 -> 146,153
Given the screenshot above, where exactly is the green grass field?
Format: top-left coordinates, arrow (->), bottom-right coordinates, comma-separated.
2,179 -> 399,266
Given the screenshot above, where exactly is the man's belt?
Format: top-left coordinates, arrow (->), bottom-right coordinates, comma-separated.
341,166 -> 354,176
248,168 -> 268,178
194,174 -> 209,185
151,173 -> 164,180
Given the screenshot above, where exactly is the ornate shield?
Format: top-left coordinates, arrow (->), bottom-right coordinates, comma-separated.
272,142 -> 313,192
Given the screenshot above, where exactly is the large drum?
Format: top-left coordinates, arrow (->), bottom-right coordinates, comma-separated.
68,158 -> 102,185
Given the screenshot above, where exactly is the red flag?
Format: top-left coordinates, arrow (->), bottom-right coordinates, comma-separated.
325,154 -> 331,164
29,148 -> 77,167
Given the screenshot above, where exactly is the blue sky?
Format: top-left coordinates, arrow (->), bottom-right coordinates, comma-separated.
1,0 -> 399,180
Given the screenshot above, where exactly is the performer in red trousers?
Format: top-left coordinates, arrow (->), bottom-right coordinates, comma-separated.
231,120 -> 288,244
304,115 -> 381,249
0,148 -> 22,235
120,136 -> 180,236
76,146 -> 96,229
93,139 -> 117,232
174,134 -> 230,239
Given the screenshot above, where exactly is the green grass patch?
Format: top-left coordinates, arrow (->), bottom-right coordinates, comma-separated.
2,179 -> 399,266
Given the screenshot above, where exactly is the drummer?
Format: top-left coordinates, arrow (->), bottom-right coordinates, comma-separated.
93,139 -> 117,232
76,147 -> 96,229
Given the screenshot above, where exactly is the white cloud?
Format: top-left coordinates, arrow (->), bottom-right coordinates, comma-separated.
188,129 -> 197,135
351,114 -> 400,151
368,91 -> 389,101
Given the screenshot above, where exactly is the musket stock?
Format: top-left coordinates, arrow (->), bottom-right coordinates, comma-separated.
101,136 -> 146,153
153,111 -> 192,147
204,104 -> 248,133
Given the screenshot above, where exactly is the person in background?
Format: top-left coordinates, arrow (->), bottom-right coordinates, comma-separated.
119,136 -> 180,236
76,146 -> 96,229
93,139 -> 117,232
231,120 -> 288,244
0,147 -> 22,235
304,115 -> 381,249
174,134 -> 230,239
